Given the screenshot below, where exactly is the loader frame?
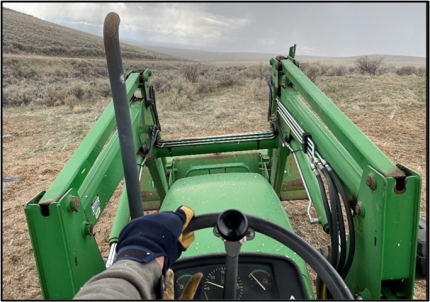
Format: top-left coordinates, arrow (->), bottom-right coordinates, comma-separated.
25,45 -> 421,299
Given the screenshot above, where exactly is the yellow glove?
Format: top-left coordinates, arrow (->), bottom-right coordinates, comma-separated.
179,272 -> 203,300
163,269 -> 175,300
163,269 -> 203,300
177,205 -> 195,249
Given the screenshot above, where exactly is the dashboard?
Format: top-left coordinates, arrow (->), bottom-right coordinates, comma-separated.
170,253 -> 309,300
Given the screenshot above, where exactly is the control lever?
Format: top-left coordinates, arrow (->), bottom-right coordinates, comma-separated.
216,209 -> 248,299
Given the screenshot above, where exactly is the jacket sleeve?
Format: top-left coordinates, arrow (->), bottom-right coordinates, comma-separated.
74,260 -> 162,300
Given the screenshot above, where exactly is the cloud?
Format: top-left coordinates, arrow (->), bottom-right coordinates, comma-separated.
202,17 -> 226,26
301,46 -> 314,54
62,21 -> 102,28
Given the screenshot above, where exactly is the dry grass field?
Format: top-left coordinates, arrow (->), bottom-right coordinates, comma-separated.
2,70 -> 427,299
1,6 -> 427,300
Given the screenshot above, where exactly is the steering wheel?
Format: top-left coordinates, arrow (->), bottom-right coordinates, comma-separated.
183,210 -> 353,300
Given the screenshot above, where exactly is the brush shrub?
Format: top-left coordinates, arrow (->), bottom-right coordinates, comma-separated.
196,76 -> 217,93
396,66 -> 418,76
354,56 -> 385,75
180,64 -> 199,83
64,94 -> 79,109
216,70 -> 238,87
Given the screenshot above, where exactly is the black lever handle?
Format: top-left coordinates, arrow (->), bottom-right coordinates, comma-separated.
217,209 -> 248,242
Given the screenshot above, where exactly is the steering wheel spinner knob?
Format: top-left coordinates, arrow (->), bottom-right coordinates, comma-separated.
217,209 -> 249,242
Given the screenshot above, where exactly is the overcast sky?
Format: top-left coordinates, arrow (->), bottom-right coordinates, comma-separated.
3,2 -> 427,57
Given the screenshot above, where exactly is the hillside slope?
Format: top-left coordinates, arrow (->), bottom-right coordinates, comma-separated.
1,8 -> 183,61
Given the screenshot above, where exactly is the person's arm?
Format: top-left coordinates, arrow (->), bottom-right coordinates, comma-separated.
73,206 -> 195,300
74,259 -> 162,300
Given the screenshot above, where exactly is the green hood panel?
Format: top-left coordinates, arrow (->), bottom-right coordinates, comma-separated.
160,173 -> 298,258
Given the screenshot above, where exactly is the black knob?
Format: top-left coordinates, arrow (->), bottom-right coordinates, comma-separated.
217,209 -> 248,241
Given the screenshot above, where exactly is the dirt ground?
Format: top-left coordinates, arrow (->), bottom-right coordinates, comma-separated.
2,107 -> 427,299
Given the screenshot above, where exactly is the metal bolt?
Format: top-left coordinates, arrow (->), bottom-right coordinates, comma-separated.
366,174 -> 377,190
213,227 -> 220,238
82,222 -> 93,237
355,202 -> 365,218
246,228 -> 255,240
67,196 -> 80,212
355,205 -> 361,216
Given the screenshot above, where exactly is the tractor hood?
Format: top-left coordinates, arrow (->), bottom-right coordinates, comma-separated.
160,173 -> 298,258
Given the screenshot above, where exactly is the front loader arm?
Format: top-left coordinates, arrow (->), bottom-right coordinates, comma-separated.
269,50 -> 421,299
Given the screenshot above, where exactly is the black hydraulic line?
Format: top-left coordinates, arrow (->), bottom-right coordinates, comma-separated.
335,191 -> 347,274
324,165 -> 346,274
104,12 -> 144,220
314,169 -> 335,264
326,166 -> 346,273
328,167 -> 356,279
270,119 -> 289,149
149,85 -> 161,131
319,165 -> 341,271
267,75 -> 273,121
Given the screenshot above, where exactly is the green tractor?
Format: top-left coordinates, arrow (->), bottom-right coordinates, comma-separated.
25,13 -> 424,300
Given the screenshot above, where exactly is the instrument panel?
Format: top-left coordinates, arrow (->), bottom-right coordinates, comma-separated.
171,253 -> 309,300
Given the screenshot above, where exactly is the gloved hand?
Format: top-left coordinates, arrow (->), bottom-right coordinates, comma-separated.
163,269 -> 175,300
115,205 -> 195,274
179,272 -> 203,300
163,269 -> 204,300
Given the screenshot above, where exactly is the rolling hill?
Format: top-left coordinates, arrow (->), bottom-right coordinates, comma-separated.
2,7 -> 184,61
130,43 -> 426,67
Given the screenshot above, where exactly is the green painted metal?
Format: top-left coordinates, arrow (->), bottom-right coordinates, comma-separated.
109,184 -> 131,245
185,162 -> 251,177
141,69 -> 152,103
344,164 -> 421,299
280,85 -> 362,199
145,156 -> 167,202
139,167 -> 162,210
137,74 -> 165,209
280,59 -> 404,179
154,138 -> 277,157
25,188 -> 106,299
279,156 -> 307,200
168,150 -> 306,199
24,71 -> 168,299
160,172 -> 314,299
171,151 -> 264,181
270,140 -> 290,196
267,52 -> 421,299
78,101 -> 142,227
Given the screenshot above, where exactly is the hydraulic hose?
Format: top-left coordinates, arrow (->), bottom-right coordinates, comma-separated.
267,75 -> 273,121
319,164 -> 343,271
327,166 -> 346,273
328,167 -> 356,279
314,169 -> 335,264
324,165 -> 346,273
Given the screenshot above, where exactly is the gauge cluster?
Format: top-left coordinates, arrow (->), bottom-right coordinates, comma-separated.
171,253 -> 309,300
